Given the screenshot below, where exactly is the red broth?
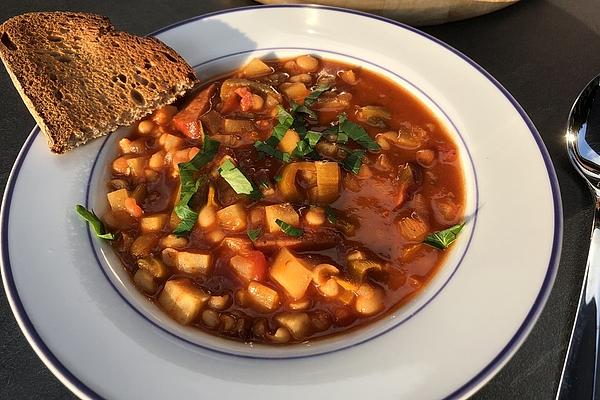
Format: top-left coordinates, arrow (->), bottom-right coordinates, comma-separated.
101,56 -> 465,344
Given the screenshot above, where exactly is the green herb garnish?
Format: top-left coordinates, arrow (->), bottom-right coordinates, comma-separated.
255,106 -> 295,161
342,149 -> 366,174
423,222 -> 465,250
173,138 -> 220,235
254,141 -> 291,162
292,130 -> 322,158
247,227 -> 263,242
325,205 -> 337,224
338,113 -> 380,151
275,219 -> 304,237
290,100 -> 317,121
304,84 -> 330,107
218,159 -> 256,195
75,205 -> 116,240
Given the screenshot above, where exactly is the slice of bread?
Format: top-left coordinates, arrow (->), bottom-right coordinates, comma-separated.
0,12 -> 198,153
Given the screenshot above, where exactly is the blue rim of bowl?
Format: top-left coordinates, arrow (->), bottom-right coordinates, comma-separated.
85,46 -> 479,359
0,4 -> 562,400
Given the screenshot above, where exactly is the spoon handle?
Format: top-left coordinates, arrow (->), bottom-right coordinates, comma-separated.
557,202 -> 600,399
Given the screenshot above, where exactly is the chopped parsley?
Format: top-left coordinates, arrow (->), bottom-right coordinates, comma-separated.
423,223 -> 465,250
275,219 -> 304,237
218,159 -> 257,195
247,227 -> 263,242
341,149 -> 366,174
173,138 -> 220,235
338,113 -> 380,151
75,205 -> 116,240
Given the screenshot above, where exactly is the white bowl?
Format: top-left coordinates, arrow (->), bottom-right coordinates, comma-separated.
1,5 -> 561,399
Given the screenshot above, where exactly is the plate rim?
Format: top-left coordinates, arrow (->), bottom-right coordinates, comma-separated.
0,4 -> 562,400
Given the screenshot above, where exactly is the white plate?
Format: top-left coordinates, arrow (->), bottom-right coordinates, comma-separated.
0,5 -> 561,399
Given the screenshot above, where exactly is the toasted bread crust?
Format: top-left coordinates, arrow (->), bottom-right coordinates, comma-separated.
0,12 -> 198,153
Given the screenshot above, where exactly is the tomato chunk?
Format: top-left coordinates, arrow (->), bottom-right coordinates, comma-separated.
235,87 -> 254,112
172,83 -> 217,139
229,250 -> 267,282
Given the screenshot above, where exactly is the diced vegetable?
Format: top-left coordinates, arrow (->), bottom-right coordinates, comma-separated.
278,129 -> 301,154
107,188 -> 129,211
140,214 -> 168,233
394,163 -> 420,210
270,248 -> 313,300
220,78 -> 282,103
304,207 -> 326,226
229,251 -> 267,282
277,162 -> 315,202
281,82 -> 310,102
208,294 -> 231,310
264,203 -> 300,233
295,55 -> 319,72
217,203 -> 248,232
397,213 -> 430,241
158,133 -> 184,152
275,312 -> 311,340
339,70 -> 358,85
348,259 -> 383,281
309,161 -> 340,204
163,248 -> 212,275
172,84 -> 217,139
247,281 -> 280,311
241,58 -> 273,78
158,279 -> 209,324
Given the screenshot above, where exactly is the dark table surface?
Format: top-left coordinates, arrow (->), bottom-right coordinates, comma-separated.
0,0 -> 596,398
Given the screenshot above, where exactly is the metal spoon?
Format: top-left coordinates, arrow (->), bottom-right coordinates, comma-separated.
558,75 -> 600,399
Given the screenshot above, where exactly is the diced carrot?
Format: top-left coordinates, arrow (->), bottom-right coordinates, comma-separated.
235,87 -> 254,112
124,197 -> 144,218
172,83 -> 217,139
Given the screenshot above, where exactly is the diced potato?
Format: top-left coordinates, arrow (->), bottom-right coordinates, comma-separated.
158,279 -> 209,324
264,203 -> 299,233
176,251 -> 212,275
126,157 -> 146,178
309,161 -> 340,204
220,237 -> 254,253
217,203 -> 247,232
133,269 -> 157,294
158,133 -> 184,151
278,129 -> 300,154
270,248 -> 312,300
339,69 -> 358,85
275,312 -> 311,340
304,207 -> 326,226
137,256 -> 168,279
242,58 -> 272,78
295,55 -> 319,72
355,284 -> 384,315
281,82 -> 310,102
107,188 -> 129,211
159,234 -> 188,249
140,214 -> 168,233
119,138 -> 132,154
247,281 -> 280,311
